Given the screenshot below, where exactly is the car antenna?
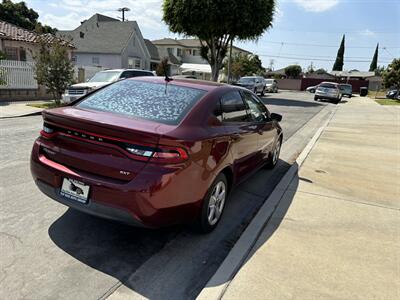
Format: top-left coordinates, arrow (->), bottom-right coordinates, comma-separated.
164,69 -> 173,95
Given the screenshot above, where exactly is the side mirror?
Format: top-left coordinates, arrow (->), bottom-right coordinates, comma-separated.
271,113 -> 282,122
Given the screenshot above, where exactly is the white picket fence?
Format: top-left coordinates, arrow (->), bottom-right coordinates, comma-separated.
0,60 -> 38,89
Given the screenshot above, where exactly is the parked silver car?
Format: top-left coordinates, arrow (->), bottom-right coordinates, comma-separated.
62,69 -> 154,103
234,76 -> 266,95
265,79 -> 278,93
314,82 -> 342,104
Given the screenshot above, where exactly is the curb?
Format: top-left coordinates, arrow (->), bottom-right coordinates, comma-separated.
0,111 -> 42,119
197,106 -> 338,300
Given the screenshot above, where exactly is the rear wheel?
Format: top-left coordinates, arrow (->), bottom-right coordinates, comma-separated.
254,87 -> 257,94
195,173 -> 228,233
266,137 -> 282,169
261,88 -> 265,96
314,96 -> 319,101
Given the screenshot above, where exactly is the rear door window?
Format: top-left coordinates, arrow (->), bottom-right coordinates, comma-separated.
77,80 -> 206,125
120,71 -> 153,78
221,91 -> 250,123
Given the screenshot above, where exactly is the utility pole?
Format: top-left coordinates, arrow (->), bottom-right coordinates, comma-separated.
117,7 -> 130,22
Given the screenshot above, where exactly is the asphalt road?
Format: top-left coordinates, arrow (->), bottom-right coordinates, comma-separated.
0,91 -> 329,299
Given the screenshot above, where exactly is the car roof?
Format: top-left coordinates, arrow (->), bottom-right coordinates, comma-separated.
99,69 -> 153,73
130,76 -> 226,91
320,81 -> 338,85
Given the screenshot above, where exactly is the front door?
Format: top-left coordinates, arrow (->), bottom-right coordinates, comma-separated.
242,91 -> 277,162
219,90 -> 261,178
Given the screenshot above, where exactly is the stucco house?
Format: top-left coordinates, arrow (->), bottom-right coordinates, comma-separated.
0,21 -> 74,101
0,21 -> 74,61
152,38 -> 252,79
58,14 -> 154,71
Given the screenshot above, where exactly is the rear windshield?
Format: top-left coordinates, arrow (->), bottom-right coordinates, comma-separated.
77,80 -> 206,125
319,83 -> 337,89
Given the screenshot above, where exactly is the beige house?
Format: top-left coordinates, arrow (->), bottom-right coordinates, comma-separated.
0,21 -> 74,61
0,21 -> 74,101
152,38 -> 252,80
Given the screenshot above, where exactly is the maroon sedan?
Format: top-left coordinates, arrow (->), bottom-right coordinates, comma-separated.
31,77 -> 282,232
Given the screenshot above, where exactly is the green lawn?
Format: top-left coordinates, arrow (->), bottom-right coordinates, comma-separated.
26,102 -> 61,109
375,99 -> 400,105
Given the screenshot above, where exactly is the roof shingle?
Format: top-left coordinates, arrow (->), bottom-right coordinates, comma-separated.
0,21 -> 74,47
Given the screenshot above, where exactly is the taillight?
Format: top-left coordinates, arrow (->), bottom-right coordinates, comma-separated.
124,144 -> 188,164
40,123 -> 57,139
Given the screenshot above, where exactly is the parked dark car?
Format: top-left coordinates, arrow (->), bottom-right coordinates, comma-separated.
339,84 -> 353,98
31,78 -> 283,233
386,89 -> 399,99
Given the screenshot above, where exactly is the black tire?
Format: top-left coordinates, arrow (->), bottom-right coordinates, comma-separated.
194,173 -> 228,233
266,137 -> 282,169
314,96 -> 319,101
254,87 -> 257,94
261,88 -> 265,96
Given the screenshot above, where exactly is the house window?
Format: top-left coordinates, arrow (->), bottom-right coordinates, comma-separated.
92,57 -> 100,65
128,58 -> 134,68
71,55 -> 77,63
193,49 -> 198,56
135,59 -> 141,69
177,48 -> 182,57
5,47 -> 18,60
167,48 -> 173,55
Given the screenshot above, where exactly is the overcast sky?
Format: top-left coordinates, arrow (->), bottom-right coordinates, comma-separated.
26,0 -> 400,71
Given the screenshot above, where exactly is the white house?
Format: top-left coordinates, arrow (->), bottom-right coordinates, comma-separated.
58,14 -> 154,72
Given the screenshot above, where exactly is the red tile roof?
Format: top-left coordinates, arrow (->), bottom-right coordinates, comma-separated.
0,21 -> 74,48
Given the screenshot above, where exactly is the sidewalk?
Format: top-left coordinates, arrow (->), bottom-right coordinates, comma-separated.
202,97 -> 400,299
0,101 -> 47,118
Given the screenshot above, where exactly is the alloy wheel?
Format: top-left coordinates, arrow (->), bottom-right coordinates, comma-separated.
207,181 -> 226,226
272,139 -> 282,165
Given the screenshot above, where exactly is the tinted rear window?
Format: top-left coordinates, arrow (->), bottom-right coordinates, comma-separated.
319,83 -> 337,89
77,80 -> 206,125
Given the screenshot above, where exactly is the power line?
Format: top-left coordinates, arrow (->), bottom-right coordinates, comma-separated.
257,54 -> 392,63
263,41 -> 400,49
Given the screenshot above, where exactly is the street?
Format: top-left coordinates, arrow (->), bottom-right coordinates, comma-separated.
0,91 -> 331,299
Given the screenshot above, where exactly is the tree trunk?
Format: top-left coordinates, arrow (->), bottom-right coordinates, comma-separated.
211,63 -> 220,82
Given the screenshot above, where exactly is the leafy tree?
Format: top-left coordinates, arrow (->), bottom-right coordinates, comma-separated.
369,43 -> 379,72
34,38 -> 74,104
0,51 -> 6,85
382,58 -> 400,90
332,34 -> 345,71
225,53 -> 265,79
0,0 -> 57,34
163,0 -> 275,81
0,68 -> 6,85
285,65 -> 302,78
156,57 -> 169,76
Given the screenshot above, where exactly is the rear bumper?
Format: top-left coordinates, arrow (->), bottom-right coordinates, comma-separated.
30,139 -> 209,228
315,92 -> 340,100
35,179 -> 145,227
